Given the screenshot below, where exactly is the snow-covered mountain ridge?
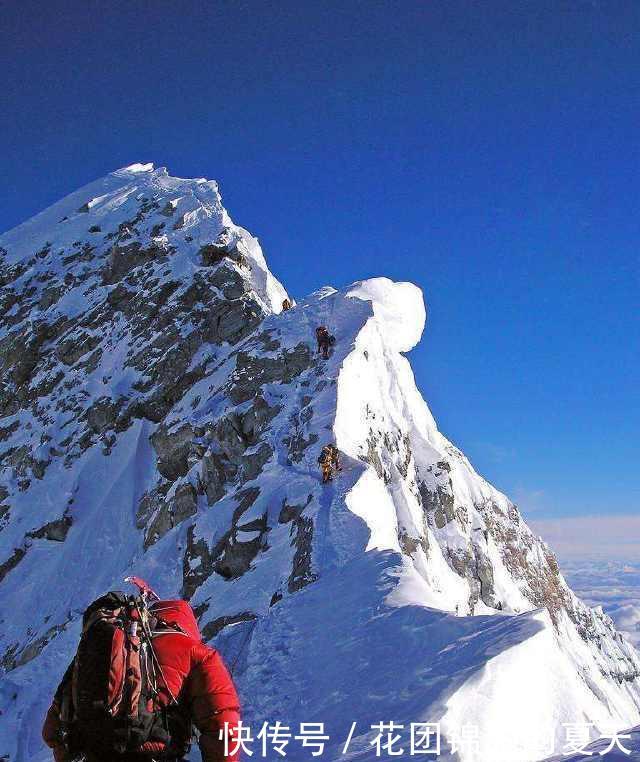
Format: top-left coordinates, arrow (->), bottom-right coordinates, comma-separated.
0,164 -> 639,761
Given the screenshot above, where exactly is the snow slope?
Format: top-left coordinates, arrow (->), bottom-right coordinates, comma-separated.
0,166 -> 639,762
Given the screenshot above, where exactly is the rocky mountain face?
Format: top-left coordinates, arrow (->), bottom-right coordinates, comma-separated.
0,164 -> 639,762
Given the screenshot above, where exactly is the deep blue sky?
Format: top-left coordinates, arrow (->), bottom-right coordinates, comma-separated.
2,0 -> 638,524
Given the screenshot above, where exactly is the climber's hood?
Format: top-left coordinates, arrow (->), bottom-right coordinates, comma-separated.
151,600 -> 202,641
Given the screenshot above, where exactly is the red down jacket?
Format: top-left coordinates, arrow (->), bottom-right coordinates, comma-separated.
42,600 -> 241,762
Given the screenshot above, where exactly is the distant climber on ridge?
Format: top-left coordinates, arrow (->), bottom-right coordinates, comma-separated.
315,325 -> 335,359
281,298 -> 292,311
318,443 -> 341,483
42,580 -> 240,762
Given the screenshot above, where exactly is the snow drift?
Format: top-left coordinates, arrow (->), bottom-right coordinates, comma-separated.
0,165 -> 639,762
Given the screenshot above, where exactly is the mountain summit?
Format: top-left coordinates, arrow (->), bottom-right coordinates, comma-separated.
1,165 -> 639,761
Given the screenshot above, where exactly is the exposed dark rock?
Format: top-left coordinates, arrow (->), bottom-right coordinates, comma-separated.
0,643 -> 18,672
215,414 -> 249,463
242,442 -> 273,482
397,434 -> 413,478
199,451 -> 233,506
1,619 -> 69,672
35,243 -> 52,259
27,514 -> 72,542
210,265 -> 247,300
127,334 -> 207,423
288,515 -> 317,592
0,288 -> 19,319
0,545 -> 26,584
202,297 -> 263,345
284,431 -> 318,464
278,496 -> 311,524
398,528 -> 429,558
0,445 -> 50,480
56,332 -> 101,366
106,283 -> 134,309
447,541 -> 499,608
102,242 -> 167,285
178,278 -> 210,310
38,284 -> 65,310
85,396 -> 123,433
183,525 -> 215,598
136,487 -> 165,530
236,511 -> 268,534
214,524 -> 268,580
254,330 -> 281,352
201,611 -> 256,642
173,482 -> 198,523
419,482 -> 456,529
279,505 -> 300,524
200,243 -> 247,268
239,396 -> 281,444
232,487 -> 261,522
78,348 -> 103,375
61,242 -> 95,267
0,387 -> 19,418
449,547 -> 472,578
360,430 -> 384,479
0,487 -> 9,532
229,343 -> 312,404
151,423 -> 194,481
143,482 -> 198,548
31,368 -> 65,401
0,320 -> 61,387
160,201 -> 176,216
197,400 -> 278,501
476,552 -> 498,607
0,420 -> 19,441
193,488 -> 267,581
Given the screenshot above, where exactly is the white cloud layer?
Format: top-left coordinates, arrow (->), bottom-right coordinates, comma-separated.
531,515 -> 640,561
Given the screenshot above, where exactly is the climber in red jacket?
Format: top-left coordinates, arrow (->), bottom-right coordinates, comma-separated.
42,598 -> 241,762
